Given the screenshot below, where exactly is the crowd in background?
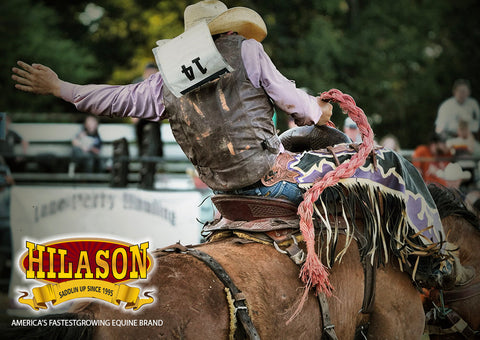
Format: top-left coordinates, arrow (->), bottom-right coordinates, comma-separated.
340,78 -> 480,216
410,79 -> 480,217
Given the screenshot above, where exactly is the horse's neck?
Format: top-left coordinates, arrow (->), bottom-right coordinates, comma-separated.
444,216 -> 480,272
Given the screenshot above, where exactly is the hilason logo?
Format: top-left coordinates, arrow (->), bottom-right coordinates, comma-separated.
18,238 -> 154,311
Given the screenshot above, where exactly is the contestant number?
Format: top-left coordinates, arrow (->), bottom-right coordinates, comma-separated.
181,57 -> 207,81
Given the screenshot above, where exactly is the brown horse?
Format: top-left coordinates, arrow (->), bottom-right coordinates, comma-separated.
423,185 -> 480,339
4,217 -> 426,339
69,236 -> 424,339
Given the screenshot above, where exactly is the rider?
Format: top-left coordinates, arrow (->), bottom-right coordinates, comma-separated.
12,0 -> 331,205
11,0 -> 468,291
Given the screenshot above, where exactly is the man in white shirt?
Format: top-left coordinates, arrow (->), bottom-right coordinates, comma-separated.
435,79 -> 480,140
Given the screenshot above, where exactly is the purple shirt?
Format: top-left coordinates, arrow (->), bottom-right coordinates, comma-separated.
60,39 -> 322,126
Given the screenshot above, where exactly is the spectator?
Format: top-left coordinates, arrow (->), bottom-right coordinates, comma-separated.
0,114 -> 29,172
412,133 -> 451,186
436,162 -> 471,190
446,119 -> 479,158
343,117 -> 362,143
435,79 -> 480,140
131,63 -> 164,189
133,62 -> 158,84
379,134 -> 401,152
446,119 -> 480,185
71,115 -> 103,173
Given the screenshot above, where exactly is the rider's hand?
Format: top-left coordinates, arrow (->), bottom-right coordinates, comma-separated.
11,61 -> 61,97
315,98 -> 333,126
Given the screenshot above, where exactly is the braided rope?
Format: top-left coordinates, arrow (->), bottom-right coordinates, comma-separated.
289,89 -> 375,322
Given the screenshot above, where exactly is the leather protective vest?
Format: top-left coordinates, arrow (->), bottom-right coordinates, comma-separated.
163,35 -> 281,190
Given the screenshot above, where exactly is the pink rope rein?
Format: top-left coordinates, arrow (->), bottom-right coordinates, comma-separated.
288,89 -> 375,322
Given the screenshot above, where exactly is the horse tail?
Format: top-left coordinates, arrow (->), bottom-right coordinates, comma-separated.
3,312 -> 95,340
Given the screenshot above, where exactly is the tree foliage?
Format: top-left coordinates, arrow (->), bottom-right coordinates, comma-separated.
2,0 -> 479,147
0,0 -> 98,113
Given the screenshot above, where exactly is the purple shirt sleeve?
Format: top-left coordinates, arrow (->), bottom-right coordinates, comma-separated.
60,38 -> 322,125
60,74 -> 166,122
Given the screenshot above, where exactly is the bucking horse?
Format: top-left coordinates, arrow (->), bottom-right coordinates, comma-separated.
3,90 -> 458,339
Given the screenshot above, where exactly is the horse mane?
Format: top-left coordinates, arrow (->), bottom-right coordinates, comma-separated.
427,183 -> 480,231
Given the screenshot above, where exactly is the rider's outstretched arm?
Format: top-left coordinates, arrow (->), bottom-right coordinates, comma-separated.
11,61 -> 165,122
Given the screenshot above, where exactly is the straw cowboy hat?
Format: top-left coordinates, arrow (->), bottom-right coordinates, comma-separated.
183,0 -> 267,42
436,163 -> 471,181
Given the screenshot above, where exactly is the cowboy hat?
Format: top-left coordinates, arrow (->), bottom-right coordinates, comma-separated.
183,0 -> 267,42
436,163 -> 471,181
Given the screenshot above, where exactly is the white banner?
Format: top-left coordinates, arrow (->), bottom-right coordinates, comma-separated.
152,21 -> 232,97
8,186 -> 210,315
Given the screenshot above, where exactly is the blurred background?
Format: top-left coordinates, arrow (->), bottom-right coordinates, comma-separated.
0,0 -> 479,148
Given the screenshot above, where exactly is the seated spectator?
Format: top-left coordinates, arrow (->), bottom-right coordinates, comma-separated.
343,117 -> 362,143
71,115 -> 103,173
446,119 -> 479,158
412,133 -> 452,186
446,119 -> 479,185
435,79 -> 480,140
379,134 -> 401,152
436,162 -> 471,190
0,114 -> 29,172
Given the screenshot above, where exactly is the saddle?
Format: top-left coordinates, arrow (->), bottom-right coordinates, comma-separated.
205,195 -> 301,245
206,124 -> 353,232
205,125 -> 360,243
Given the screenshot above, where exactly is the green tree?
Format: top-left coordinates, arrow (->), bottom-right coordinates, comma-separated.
0,0 -> 99,113
2,0 -> 479,148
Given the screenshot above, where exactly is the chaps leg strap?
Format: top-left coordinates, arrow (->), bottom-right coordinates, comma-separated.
186,249 -> 261,340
